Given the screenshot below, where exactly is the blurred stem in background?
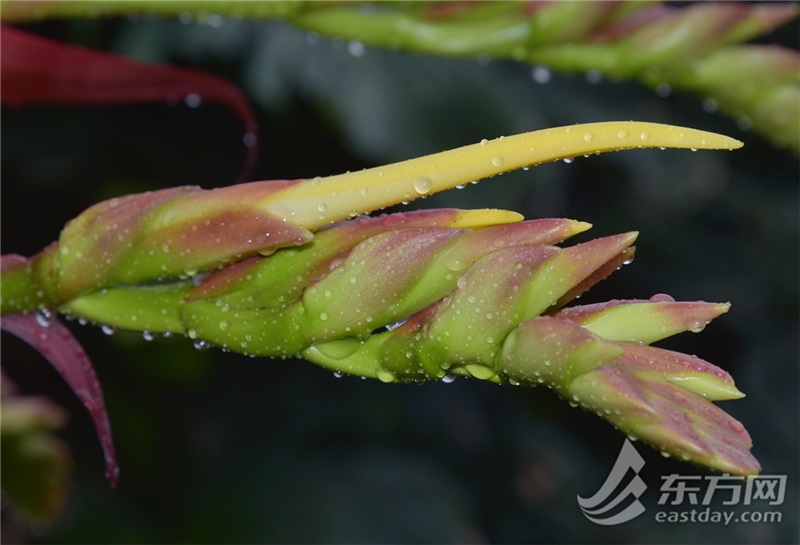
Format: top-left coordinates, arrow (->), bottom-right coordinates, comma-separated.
2,0 -> 798,151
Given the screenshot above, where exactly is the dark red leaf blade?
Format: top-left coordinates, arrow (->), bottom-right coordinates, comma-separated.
0,25 -> 258,181
1,313 -> 119,487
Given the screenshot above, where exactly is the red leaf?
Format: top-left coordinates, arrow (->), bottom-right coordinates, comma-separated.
1,313 -> 119,487
0,25 -> 258,181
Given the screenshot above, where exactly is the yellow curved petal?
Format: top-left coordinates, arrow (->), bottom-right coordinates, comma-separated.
262,121 -> 742,229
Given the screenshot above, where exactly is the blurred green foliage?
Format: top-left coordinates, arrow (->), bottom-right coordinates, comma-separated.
1,9 -> 798,545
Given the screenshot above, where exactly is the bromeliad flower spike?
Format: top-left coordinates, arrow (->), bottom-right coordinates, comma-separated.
0,121 -> 761,485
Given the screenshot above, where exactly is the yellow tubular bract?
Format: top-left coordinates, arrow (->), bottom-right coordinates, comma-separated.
261,122 -> 743,230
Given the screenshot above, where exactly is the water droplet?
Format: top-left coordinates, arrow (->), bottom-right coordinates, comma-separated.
142,331 -> 155,341
317,203 -> 327,213
532,65 -> 551,84
688,321 -> 707,333
101,325 -> 116,336
333,371 -> 344,379
562,157 -> 573,164
622,254 -> 635,265
413,176 -> 433,195
585,69 -> 602,84
376,369 -> 395,383
219,321 -> 229,331
649,293 -> 675,303
184,93 -> 202,108
319,312 -> 329,321
206,13 -> 224,28
193,339 -> 209,351
617,130 -> 629,139
347,40 -> 365,57
583,132 -> 594,142
702,98 -> 718,113
639,132 -> 650,142
442,374 -> 457,384
737,116 -> 752,131
445,255 -> 466,272
35,309 -> 53,328
243,132 -> 257,147
655,83 -> 671,97
491,155 -> 504,167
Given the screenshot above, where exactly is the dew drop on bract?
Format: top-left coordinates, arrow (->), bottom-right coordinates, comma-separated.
35,309 -> 53,328
491,156 -> 504,167
194,339 -> 210,351
689,321 -> 708,333
413,176 -> 433,195
442,374 -> 457,384
101,325 -> 116,336
649,293 -> 675,303
445,255 -> 466,272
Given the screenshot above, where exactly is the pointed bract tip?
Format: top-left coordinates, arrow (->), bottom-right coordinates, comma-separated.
450,209 -> 523,228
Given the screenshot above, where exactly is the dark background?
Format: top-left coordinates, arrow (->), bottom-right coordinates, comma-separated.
2,15 -> 798,544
